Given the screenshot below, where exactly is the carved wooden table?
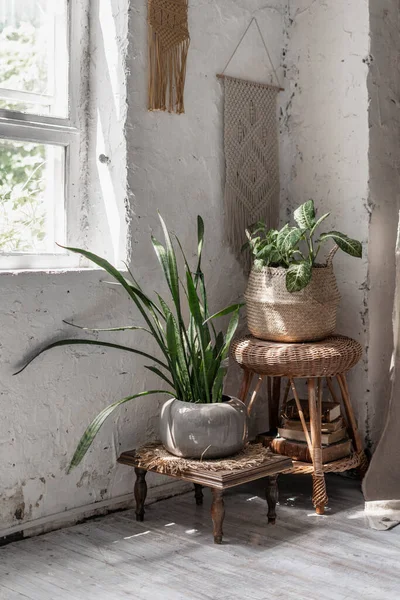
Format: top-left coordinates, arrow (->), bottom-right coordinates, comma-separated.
118,443 -> 292,544
231,334 -> 369,516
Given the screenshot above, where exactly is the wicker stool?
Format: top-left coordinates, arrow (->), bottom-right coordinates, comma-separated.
231,334 -> 369,515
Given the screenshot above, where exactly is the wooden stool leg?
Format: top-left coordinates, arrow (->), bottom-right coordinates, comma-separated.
337,374 -> 369,477
265,475 -> 278,524
247,375 -> 264,414
239,369 -> 254,404
134,467 -> 147,522
211,489 -> 225,544
194,484 -> 204,506
308,378 -> 328,514
268,377 -> 281,435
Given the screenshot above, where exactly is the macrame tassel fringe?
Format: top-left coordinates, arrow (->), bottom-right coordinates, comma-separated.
148,26 -> 189,114
225,184 -> 280,273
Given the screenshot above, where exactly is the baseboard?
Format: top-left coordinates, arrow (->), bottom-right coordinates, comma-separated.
0,479 -> 191,545
365,500 -> 400,530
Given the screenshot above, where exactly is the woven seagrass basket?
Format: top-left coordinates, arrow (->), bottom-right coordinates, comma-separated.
244,255 -> 341,343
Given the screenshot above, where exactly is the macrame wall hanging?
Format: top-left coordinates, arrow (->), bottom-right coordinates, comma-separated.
218,18 -> 283,270
148,0 -> 190,114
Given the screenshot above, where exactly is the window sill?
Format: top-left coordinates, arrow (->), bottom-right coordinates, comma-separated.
0,265 -> 104,276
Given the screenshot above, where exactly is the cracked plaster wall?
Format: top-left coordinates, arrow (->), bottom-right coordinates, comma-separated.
1,0 -> 286,536
280,0 -> 374,447
2,0 -> 398,537
280,0 -> 400,462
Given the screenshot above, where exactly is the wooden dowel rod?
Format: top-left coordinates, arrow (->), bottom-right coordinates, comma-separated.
239,370 -> 254,405
289,378 -> 313,453
247,375 -> 264,415
326,376 -> 340,405
282,379 -> 291,407
337,374 -> 363,454
216,73 -> 284,92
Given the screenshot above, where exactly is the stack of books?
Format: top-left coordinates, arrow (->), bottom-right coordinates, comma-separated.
270,399 -> 352,463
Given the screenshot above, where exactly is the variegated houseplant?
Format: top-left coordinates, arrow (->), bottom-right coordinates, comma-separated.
16,215 -> 246,466
244,200 -> 362,342
245,199 -> 362,293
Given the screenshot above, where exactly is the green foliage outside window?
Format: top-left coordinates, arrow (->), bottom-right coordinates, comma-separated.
0,22 -> 47,252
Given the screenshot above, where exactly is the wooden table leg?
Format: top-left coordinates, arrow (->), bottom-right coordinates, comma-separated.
134,467 -> 147,522
194,484 -> 204,506
308,378 -> 328,515
211,489 -> 225,544
239,369 -> 254,404
265,475 -> 278,524
337,374 -> 369,477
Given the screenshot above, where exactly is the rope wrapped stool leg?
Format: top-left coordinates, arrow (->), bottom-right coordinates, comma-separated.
312,473 -> 328,513
309,378 -> 328,514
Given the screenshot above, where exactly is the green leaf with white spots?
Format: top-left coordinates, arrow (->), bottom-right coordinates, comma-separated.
294,199 -> 316,230
286,261 -> 313,293
319,231 -> 362,258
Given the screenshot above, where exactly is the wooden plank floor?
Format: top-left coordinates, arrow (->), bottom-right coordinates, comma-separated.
1,474 -> 399,600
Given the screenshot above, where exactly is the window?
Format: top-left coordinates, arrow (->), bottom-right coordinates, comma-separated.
0,0 -> 83,269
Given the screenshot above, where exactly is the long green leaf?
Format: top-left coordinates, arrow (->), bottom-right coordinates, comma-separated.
14,339 -> 168,375
155,292 -> 194,398
310,212 -> 330,236
220,307 -> 240,360
211,367 -> 225,403
151,236 -> 171,291
68,390 -> 172,471
186,269 -> 210,402
286,261 -> 312,293
145,365 -> 174,388
196,215 -> 204,283
209,306 -> 241,404
204,303 -> 244,324
166,313 -> 192,400
294,199 -> 316,230
58,245 -> 167,353
319,231 -> 362,258
158,213 -> 180,309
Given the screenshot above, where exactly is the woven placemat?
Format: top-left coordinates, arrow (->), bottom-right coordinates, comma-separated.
134,442 -> 281,476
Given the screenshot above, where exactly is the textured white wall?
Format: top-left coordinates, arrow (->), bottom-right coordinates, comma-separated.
125,0 -> 286,437
1,0 -> 286,536
280,1 -> 372,445
3,0 -> 396,537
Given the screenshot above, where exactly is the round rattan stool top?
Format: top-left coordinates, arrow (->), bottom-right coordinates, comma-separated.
231,334 -> 362,377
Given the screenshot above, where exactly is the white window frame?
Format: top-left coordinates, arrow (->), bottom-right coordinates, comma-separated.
0,0 -> 87,270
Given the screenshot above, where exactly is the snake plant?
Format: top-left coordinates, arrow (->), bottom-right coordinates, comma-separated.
245,199 -> 362,292
15,215 -> 243,471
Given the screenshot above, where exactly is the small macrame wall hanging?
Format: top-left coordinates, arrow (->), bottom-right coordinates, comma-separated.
148,0 -> 190,114
218,18 -> 283,270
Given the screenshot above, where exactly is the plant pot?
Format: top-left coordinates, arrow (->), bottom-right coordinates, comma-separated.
159,395 -> 248,459
244,265 -> 341,342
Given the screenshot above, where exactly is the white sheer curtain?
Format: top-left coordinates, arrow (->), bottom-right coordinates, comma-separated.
364,213 -> 400,530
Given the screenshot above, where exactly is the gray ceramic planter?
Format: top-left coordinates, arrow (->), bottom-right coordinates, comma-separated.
159,395 -> 248,459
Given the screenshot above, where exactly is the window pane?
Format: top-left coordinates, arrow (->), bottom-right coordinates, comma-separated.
0,138 -> 65,253
0,0 -> 68,117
